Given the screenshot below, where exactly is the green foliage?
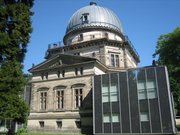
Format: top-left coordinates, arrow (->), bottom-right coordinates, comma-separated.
0,0 -> 34,127
16,127 -> 27,135
153,27 -> 180,115
20,133 -> 85,135
0,0 -> 34,63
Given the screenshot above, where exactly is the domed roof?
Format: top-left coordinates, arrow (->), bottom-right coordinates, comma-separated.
65,2 -> 123,34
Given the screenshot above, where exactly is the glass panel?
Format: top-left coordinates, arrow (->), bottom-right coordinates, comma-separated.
110,84 -> 117,92
146,80 -> 156,89
111,93 -> 118,102
74,88 -> 83,108
80,89 -> 83,94
138,91 -> 147,100
75,68 -> 78,75
102,85 -> 108,93
102,94 -> 109,102
140,112 -> 149,122
112,114 -> 119,123
137,81 -> 146,89
147,80 -> 157,99
80,67 -> 83,75
115,55 -> 119,67
148,89 -> 157,99
111,54 -> 115,67
103,114 -> 110,123
110,83 -> 118,102
137,81 -> 147,100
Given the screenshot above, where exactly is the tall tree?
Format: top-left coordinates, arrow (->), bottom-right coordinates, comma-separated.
0,0 -> 34,133
153,27 -> 180,115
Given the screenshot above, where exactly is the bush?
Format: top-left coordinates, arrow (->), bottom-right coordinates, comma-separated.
15,128 -> 27,135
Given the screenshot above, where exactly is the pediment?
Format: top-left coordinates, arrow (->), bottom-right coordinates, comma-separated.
29,54 -> 96,72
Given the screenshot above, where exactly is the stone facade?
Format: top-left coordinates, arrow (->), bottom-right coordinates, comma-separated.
28,56 -> 107,133
27,2 -> 140,134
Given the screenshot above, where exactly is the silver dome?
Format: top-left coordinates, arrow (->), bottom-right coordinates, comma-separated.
66,2 -> 123,34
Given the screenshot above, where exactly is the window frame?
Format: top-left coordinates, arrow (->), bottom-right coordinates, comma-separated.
110,83 -> 118,102
103,113 -> 120,123
110,53 -> 120,67
78,34 -> 83,41
102,84 -> 110,103
102,83 -> 118,103
62,70 -> 65,77
74,88 -> 83,109
137,79 -> 157,100
56,121 -> 62,129
56,89 -> 64,110
40,91 -> 47,111
146,80 -> 157,99
39,121 -> 44,128
112,114 -> 120,123
75,68 -> 78,76
103,114 -> 111,123
140,112 -> 149,122
81,13 -> 89,24
80,67 -> 83,75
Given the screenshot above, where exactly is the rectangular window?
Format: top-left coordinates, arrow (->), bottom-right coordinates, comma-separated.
102,83 -> 118,103
78,34 -> 83,41
90,34 -> 95,39
41,73 -> 44,80
62,70 -> 65,77
45,72 -> 48,79
57,71 -> 60,78
56,121 -> 62,128
140,112 -> 149,122
40,92 -> 47,110
82,13 -> 89,24
115,55 -> 119,67
112,114 -> 119,123
75,68 -> 78,76
75,88 -> 83,108
137,80 -> 157,100
74,52 -> 80,55
137,81 -> 147,100
110,83 -> 118,102
56,90 -> 64,109
147,80 -> 157,99
75,121 -> 81,128
103,114 -> 111,123
39,121 -> 44,128
102,84 -> 109,103
111,54 -> 120,67
80,67 -> 83,75
103,114 -> 119,123
111,54 -> 115,67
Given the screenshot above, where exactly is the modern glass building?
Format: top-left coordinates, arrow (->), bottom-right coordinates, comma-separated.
93,66 -> 176,135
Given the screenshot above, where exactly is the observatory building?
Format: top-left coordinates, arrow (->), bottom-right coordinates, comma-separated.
27,2 -> 175,135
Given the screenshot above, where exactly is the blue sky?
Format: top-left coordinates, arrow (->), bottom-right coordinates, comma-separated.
24,0 -> 180,73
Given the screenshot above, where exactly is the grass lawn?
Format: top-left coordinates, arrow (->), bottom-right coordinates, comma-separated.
21,132 -> 180,135
21,133 -> 84,135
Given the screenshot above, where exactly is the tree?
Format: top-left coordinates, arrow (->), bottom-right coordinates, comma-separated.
0,0 -> 34,133
153,27 -> 180,115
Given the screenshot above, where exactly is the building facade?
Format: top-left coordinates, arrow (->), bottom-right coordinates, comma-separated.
93,66 -> 176,135
27,1 -> 175,135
